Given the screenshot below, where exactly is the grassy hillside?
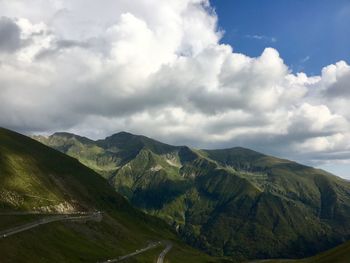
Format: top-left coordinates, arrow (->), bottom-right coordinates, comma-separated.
302,240 -> 350,263
0,128 -> 222,263
257,240 -> 350,263
36,131 -> 350,261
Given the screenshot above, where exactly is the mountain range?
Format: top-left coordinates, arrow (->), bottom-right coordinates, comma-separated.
34,131 -> 350,261
0,127 -> 223,263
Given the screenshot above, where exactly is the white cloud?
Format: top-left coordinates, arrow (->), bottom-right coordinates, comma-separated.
0,0 -> 350,172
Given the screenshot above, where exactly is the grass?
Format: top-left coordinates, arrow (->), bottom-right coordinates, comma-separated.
0,127 -> 225,262
259,240 -> 350,263
0,214 -> 45,229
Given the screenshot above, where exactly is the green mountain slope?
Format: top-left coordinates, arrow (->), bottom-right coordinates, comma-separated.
0,128 -> 221,263
36,131 -> 350,261
301,240 -> 350,263
260,240 -> 350,263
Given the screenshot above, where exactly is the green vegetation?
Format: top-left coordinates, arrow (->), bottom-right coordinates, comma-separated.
302,240 -> 350,263
258,240 -> 350,263
0,128 -> 224,262
38,131 -> 350,261
0,214 -> 45,229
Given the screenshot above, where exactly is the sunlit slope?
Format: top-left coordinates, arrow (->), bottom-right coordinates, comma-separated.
38,131 -> 350,260
0,128 -> 221,263
0,129 -> 129,212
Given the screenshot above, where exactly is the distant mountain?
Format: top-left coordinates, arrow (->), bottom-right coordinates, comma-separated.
37,131 -> 350,261
0,128 -> 220,263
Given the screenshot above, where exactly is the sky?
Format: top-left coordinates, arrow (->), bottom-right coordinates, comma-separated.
0,0 -> 350,178
211,0 -> 350,75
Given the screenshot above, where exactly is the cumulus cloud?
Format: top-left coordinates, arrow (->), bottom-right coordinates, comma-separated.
322,61 -> 350,98
0,0 -> 349,172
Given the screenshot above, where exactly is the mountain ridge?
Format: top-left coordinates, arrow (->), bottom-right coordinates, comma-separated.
1,127 -> 222,263
35,130 -> 350,260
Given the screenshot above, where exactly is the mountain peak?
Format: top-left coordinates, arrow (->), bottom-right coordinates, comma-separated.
103,131 -> 142,143
111,131 -> 135,137
52,132 -> 78,138
102,131 -> 178,154
50,132 -> 94,144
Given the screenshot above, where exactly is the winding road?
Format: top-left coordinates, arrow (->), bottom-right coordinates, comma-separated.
100,242 -> 160,263
99,241 -> 172,263
0,212 -> 173,262
157,242 -> 173,263
0,212 -> 102,239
